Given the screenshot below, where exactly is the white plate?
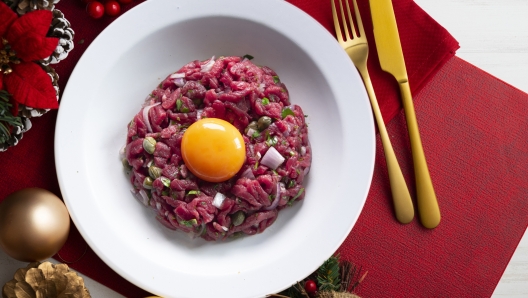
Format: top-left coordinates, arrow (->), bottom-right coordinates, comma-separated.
55,0 -> 375,297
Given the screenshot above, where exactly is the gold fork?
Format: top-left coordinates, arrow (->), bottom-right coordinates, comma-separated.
331,0 -> 414,224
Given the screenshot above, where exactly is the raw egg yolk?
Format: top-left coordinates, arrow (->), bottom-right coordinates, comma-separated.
181,118 -> 246,183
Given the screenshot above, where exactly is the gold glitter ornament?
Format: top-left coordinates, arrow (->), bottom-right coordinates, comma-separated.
2,261 -> 91,298
0,188 -> 70,262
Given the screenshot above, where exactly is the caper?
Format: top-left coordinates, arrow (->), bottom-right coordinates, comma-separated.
245,121 -> 259,134
257,116 -> 272,130
122,158 -> 132,171
148,165 -> 162,179
143,177 -> 153,189
160,177 -> 171,188
231,211 -> 246,226
143,137 -> 156,154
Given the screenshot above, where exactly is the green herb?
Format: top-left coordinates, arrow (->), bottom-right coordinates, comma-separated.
181,107 -> 190,113
180,218 -> 198,227
292,188 -> 304,200
161,190 -> 169,196
281,107 -> 295,119
268,195 -> 275,202
289,151 -> 295,156
242,54 -> 254,60
262,97 -> 270,105
252,131 -> 260,138
188,190 -> 201,195
0,91 -> 23,144
288,180 -> 295,188
265,134 -> 278,147
273,76 -> 280,84
176,99 -> 182,111
254,161 -> 259,170
316,255 -> 341,291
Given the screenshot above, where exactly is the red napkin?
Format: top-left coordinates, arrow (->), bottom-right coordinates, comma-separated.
287,0 -> 459,123
2,0 -> 526,297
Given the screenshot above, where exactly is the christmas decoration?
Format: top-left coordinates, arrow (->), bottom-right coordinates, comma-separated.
40,9 -> 74,65
2,0 -> 58,15
1,261 -> 91,298
269,255 -> 367,298
0,0 -> 73,151
0,188 -> 70,262
104,0 -> 120,17
86,1 -> 103,19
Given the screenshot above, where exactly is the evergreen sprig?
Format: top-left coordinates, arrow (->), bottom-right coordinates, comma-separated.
316,255 -> 341,291
0,90 -> 22,144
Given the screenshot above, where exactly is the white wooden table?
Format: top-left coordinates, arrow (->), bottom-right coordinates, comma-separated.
1,0 -> 527,296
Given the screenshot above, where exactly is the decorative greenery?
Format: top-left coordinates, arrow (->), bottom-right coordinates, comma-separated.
269,254 -> 367,298
317,256 -> 341,292
0,91 -> 22,144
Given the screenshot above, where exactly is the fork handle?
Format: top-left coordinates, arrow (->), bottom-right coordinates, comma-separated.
358,67 -> 414,224
399,80 -> 441,229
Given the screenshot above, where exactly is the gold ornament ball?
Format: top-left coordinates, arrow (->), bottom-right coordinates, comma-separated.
0,188 -> 70,262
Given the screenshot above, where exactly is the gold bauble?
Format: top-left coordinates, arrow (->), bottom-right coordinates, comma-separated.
0,188 -> 70,262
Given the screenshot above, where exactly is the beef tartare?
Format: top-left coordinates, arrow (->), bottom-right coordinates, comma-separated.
122,56 -> 311,241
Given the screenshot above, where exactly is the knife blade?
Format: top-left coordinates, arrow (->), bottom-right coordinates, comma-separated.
369,0 -> 441,228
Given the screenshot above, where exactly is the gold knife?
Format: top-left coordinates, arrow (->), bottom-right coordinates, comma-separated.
369,0 -> 440,228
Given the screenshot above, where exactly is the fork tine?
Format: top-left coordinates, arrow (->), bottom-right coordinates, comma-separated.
331,0 -> 344,42
352,0 -> 365,37
344,0 -> 357,39
337,0 -> 352,41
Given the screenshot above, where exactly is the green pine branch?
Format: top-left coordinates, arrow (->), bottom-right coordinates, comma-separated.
0,90 -> 22,144
316,255 -> 341,292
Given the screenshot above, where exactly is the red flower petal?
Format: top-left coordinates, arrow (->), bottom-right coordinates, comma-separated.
0,2 -> 17,37
6,10 -> 58,62
4,62 -> 58,110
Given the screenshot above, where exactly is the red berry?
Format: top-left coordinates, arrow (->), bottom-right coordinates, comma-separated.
118,0 -> 133,4
86,1 -> 104,19
104,0 -> 121,16
304,280 -> 317,295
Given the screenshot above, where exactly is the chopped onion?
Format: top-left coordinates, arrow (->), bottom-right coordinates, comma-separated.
304,166 -> 310,176
212,192 -> 226,208
119,144 -> 126,157
301,146 -> 306,156
260,147 -> 285,170
192,224 -> 206,239
137,189 -> 149,206
221,226 -> 229,232
174,78 -> 185,87
246,127 -> 256,137
241,167 -> 255,179
170,73 -> 185,79
197,109 -> 204,119
200,56 -> 215,73
258,83 -> 265,93
156,202 -> 162,211
142,102 -> 161,133
264,182 -> 283,210
256,152 -> 262,160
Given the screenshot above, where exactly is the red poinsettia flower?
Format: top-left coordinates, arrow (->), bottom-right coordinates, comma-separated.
0,1 -> 59,113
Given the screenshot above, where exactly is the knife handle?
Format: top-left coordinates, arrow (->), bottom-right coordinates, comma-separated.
359,68 -> 414,224
399,80 -> 441,229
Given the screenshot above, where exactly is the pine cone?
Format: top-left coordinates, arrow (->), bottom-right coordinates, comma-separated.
1,0 -> 59,15
18,64 -> 59,118
316,291 -> 361,298
41,9 -> 75,65
2,262 -> 91,298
